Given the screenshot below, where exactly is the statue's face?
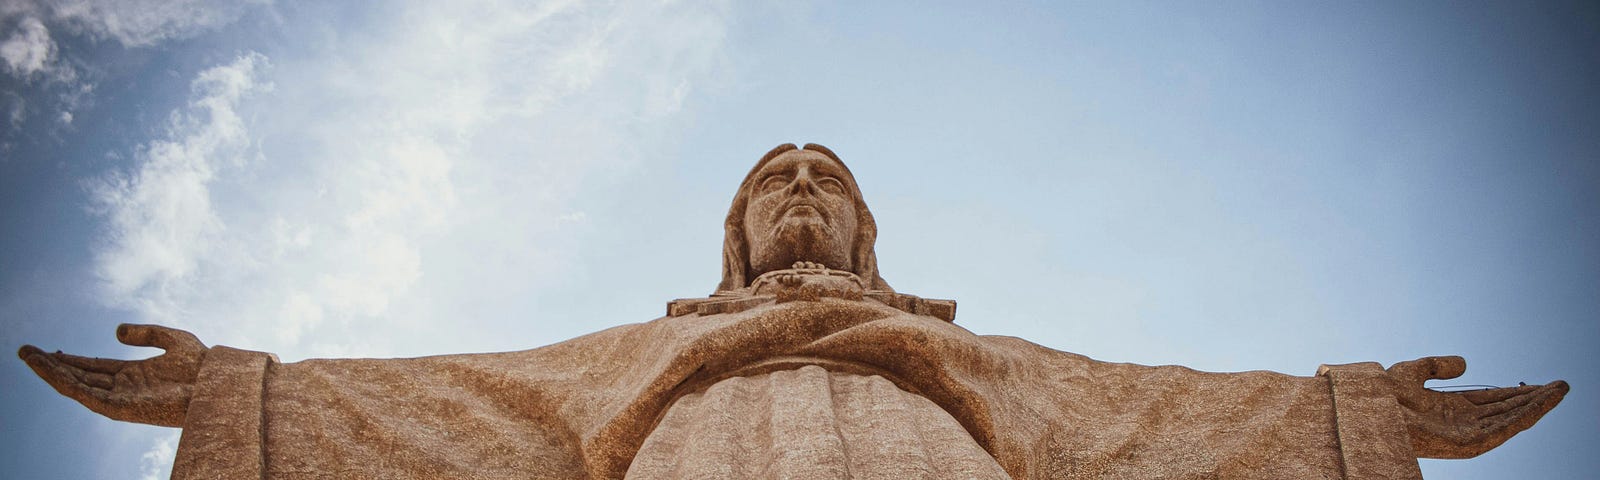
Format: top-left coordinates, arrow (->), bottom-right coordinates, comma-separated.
743,149 -> 859,277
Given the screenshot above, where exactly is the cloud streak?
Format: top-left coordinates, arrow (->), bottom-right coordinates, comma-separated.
88,0 -> 731,361
137,432 -> 179,480
89,52 -> 269,322
3,0 -> 262,48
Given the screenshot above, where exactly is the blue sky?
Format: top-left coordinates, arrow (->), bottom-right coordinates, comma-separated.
2,1 -> 1595,478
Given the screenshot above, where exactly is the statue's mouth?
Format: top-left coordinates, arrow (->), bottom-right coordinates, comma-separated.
778,200 -> 828,222
787,204 -> 820,216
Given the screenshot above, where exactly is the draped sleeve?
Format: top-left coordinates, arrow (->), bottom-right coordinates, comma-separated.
169,300 -> 1424,479
173,320 -> 681,480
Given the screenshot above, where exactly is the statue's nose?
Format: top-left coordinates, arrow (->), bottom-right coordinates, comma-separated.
788,167 -> 821,195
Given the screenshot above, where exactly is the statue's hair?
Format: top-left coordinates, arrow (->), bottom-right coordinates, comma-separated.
716,143 -> 893,294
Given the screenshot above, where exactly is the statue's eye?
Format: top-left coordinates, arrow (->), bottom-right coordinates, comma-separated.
817,177 -> 845,194
760,175 -> 790,193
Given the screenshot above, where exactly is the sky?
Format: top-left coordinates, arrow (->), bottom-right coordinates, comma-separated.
1,1 -> 1595,478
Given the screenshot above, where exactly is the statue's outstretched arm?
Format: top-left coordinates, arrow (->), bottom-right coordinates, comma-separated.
1386,356 -> 1568,458
17,324 -> 207,427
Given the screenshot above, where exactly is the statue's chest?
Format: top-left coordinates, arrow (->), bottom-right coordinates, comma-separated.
626,365 -> 1009,479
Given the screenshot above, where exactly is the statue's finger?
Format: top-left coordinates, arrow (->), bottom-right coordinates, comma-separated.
116,324 -> 204,352
50,351 -> 128,375
1464,381 -> 1569,456
19,346 -> 115,412
82,370 -> 114,390
1476,380 -> 1568,420
22,348 -> 90,389
18,344 -> 44,362
1472,387 -> 1542,419
1456,385 -> 1539,405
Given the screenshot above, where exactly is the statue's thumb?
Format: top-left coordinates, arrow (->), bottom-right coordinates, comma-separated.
1389,356 -> 1467,383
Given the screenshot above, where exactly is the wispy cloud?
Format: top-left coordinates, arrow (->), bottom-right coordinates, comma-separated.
1,16 -> 56,78
137,431 -> 179,480
88,0 -> 731,360
0,0 -> 262,148
0,14 -> 80,144
2,0 -> 262,48
89,52 -> 269,321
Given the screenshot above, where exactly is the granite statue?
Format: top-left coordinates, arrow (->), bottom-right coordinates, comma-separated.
21,143 -> 1569,479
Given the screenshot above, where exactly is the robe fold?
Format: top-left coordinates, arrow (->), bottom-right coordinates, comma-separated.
171,299 -> 1423,479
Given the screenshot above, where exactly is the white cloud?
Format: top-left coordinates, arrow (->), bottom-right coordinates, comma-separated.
89,52 -> 268,322
1,0 -> 261,150
137,431 -> 179,480
89,0 -> 732,360
4,91 -> 23,129
1,16 -> 54,77
0,14 -> 80,88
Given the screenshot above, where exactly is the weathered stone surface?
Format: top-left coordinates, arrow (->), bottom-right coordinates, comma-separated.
1318,362 -> 1425,480
19,143 -> 1569,479
180,299 -> 1356,479
629,365 -> 1012,479
171,347 -> 274,479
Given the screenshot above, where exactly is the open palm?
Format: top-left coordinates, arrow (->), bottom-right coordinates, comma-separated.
18,324 -> 207,427
1387,356 -> 1568,458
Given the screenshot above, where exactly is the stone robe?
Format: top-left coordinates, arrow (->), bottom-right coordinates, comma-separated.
172,298 -> 1423,479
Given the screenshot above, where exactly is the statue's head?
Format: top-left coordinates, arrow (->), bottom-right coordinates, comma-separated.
717,143 -> 892,294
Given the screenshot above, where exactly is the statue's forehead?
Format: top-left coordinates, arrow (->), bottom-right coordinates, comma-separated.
756,150 -> 850,177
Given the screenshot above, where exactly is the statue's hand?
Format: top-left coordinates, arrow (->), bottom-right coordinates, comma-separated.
18,324 -> 207,427
754,262 -> 866,302
1386,356 -> 1568,458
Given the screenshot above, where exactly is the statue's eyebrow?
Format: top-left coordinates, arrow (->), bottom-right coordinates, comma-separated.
757,170 -> 791,182
812,162 -> 848,180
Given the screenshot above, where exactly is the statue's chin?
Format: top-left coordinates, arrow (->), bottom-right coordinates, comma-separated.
750,222 -> 849,273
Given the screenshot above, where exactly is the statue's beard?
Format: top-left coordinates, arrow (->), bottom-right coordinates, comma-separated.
748,219 -> 852,278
